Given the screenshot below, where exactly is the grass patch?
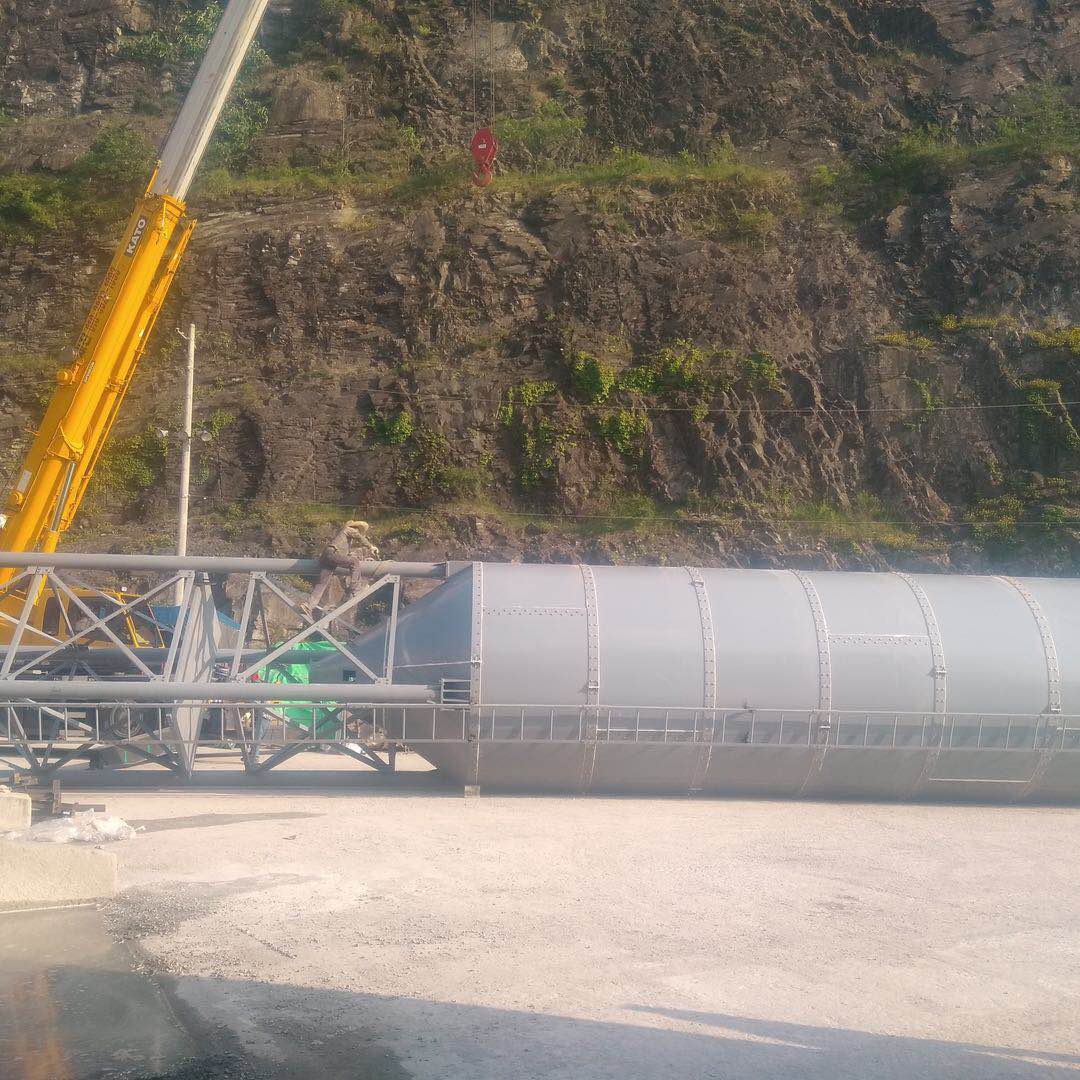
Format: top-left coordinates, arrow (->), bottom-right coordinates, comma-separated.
438,463 -> 493,500
497,380 -> 557,426
495,99 -> 587,171
241,491 -> 968,556
0,348 -> 54,380
372,144 -> 789,203
574,493 -> 674,537
254,499 -> 356,530
876,330 -> 934,350
203,96 -> 270,172
729,208 -> 778,245
964,476 -> 1078,552
0,125 -> 156,237
0,125 -> 157,239
487,146 -> 787,200
395,429 -> 493,502
119,1 -> 269,79
0,348 -> 56,422
777,493 -> 921,551
0,174 -> 71,237
195,163 -> 375,200
742,350 -> 784,392
287,0 -> 395,59
114,2 -> 270,178
682,489 -> 929,551
515,418 -> 570,491
909,377 -> 943,422
1029,326 -> 1080,356
569,351 -> 617,404
939,313 -> 1017,333
619,340 -> 707,395
1019,379 -> 1080,451
368,408 -> 414,446
191,140 -> 789,212
96,427 -> 167,497
594,409 -> 648,458
392,157 -> 472,199
73,125 -> 158,190
965,494 -> 1026,548
813,83 -> 1080,214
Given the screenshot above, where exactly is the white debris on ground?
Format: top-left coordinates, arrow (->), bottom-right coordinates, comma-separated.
15,809 -> 140,844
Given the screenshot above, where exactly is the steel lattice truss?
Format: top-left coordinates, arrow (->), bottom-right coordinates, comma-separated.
0,553 -> 441,778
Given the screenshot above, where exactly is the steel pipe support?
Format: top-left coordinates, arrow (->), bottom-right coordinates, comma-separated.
0,552 -> 447,578
0,680 -> 436,704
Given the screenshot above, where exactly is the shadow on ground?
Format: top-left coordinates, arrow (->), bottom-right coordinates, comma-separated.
2,907 -> 1076,1080
133,989 -> 1080,1079
126,811 -> 321,832
45,761 -> 1080,806
55,767 -> 456,798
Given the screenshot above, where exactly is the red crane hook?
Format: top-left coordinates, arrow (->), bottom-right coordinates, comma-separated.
470,127 -> 498,188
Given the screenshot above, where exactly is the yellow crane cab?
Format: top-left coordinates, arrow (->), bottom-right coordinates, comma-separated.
38,590 -> 167,648
1,586 -> 167,649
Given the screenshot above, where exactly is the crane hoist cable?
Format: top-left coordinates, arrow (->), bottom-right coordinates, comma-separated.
468,0 -> 499,187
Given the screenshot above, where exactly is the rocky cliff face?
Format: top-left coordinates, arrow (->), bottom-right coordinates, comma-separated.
1,0 -> 1080,574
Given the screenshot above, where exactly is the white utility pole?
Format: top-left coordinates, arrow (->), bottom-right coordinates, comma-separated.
175,323 -> 196,604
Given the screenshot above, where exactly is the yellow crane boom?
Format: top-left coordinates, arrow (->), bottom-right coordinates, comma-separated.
0,0 -> 270,585
1,185 -> 192,562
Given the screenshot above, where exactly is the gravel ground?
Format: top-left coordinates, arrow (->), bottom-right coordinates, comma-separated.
33,759 -> 1080,1078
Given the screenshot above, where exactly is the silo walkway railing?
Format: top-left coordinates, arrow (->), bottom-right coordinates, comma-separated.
3,700 -> 1079,774
399,704 -> 1080,753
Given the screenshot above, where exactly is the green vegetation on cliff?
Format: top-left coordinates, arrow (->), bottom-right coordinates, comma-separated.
2,0 -> 1080,574
0,126 -> 156,238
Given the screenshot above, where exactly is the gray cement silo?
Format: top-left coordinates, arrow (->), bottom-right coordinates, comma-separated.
357,563 -> 1080,799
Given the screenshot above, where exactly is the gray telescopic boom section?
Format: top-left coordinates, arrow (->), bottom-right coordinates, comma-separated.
0,551 -> 446,578
150,0 -> 272,201
0,680 -> 435,704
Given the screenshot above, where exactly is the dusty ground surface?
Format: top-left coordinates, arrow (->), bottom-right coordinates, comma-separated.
6,757 -> 1080,1079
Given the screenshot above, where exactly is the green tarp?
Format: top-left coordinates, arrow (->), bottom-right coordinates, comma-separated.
259,640 -> 340,735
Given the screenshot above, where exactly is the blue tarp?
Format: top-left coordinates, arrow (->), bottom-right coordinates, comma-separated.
150,604 -> 240,630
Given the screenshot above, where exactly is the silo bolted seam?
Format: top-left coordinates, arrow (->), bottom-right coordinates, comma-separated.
792,570 -> 833,795
894,572 -> 949,796
893,572 -> 947,714
466,562 -> 484,792
995,576 -> 1062,715
579,564 -> 601,793
996,575 -> 1063,801
687,567 -> 717,794
469,561 -> 484,708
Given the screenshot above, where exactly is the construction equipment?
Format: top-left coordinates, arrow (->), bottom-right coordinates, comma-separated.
468,0 -> 498,185
0,0 -> 271,579
0,551 -> 436,777
2,551 -> 1079,800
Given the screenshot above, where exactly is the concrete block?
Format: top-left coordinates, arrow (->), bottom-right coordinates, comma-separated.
0,789 -> 31,831
0,839 -> 118,911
